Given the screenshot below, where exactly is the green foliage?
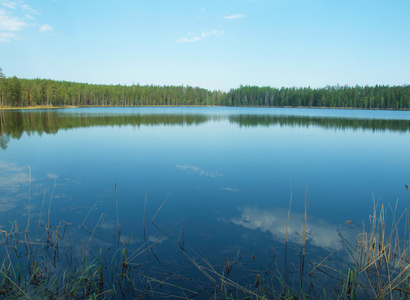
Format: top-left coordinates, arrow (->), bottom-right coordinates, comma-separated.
1,78 -> 218,107
227,84 -> 410,109
0,68 -> 6,106
0,72 -> 409,109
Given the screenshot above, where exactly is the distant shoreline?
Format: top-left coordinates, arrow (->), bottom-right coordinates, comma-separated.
0,105 -> 407,111
1,78 -> 408,110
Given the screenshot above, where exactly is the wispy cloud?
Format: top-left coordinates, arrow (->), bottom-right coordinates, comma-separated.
39,23 -> 53,33
176,30 -> 225,43
1,1 -> 17,9
176,36 -> 201,43
231,206 -> 341,250
224,14 -> 244,20
149,235 -> 168,244
0,8 -> 27,31
0,160 -> 29,212
24,13 -> 34,20
0,1 -> 50,42
176,165 -> 200,172
0,8 -> 27,41
46,172 -> 58,178
0,160 -> 25,172
0,31 -> 18,42
176,164 -> 222,178
20,3 -> 39,15
221,187 -> 240,192
201,30 -> 224,37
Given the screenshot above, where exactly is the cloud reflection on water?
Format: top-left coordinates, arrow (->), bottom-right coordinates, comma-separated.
176,164 -> 223,178
221,187 -> 240,192
0,160 -> 29,213
231,206 -> 341,250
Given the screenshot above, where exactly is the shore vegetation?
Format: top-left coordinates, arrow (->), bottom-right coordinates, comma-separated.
1,179 -> 410,299
0,68 -> 409,110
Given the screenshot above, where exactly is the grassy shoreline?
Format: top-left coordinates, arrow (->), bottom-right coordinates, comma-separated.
0,104 -> 407,111
1,188 -> 410,299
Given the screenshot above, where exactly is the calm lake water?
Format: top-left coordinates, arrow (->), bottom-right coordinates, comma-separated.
1,106 -> 410,296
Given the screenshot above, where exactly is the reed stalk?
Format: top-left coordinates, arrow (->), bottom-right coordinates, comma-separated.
3,179 -> 410,299
115,184 -> 121,248
284,179 -> 292,284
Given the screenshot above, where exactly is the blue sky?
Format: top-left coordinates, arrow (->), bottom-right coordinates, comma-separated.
0,0 -> 409,91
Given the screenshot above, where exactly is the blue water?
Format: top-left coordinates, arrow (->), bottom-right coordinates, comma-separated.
1,107 -> 410,294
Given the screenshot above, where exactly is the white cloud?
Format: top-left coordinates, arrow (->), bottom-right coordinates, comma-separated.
0,197 -> 17,212
199,170 -> 222,178
0,160 -> 30,212
0,160 -> 25,172
224,14 -> 244,20
1,1 -> 17,9
99,222 -> 115,230
46,172 -> 58,178
39,23 -> 53,33
0,8 -> 27,31
176,36 -> 201,43
20,4 -> 39,14
176,30 -> 225,43
176,165 -> 200,171
0,31 -> 18,42
231,206 -> 342,250
148,235 -> 168,244
176,164 -> 222,178
221,187 -> 240,192
0,1 -> 43,42
201,30 -> 225,37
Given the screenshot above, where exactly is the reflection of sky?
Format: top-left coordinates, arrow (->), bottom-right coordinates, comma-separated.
231,206 -> 341,250
1,107 -> 408,292
58,107 -> 410,120
1,107 -> 410,260
0,160 -> 29,213
176,164 -> 223,178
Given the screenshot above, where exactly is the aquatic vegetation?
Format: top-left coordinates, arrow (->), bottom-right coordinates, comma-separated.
1,183 -> 410,299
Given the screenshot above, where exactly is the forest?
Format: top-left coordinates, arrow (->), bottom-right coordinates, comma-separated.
0,68 -> 409,109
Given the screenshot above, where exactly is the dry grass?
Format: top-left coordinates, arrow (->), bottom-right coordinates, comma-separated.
1,175 -> 410,299
309,197 -> 410,299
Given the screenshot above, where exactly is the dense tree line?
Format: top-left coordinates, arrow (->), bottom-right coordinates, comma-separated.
226,85 -> 410,109
0,68 -> 409,109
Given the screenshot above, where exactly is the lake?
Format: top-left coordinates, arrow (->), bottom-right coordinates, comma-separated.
1,107 -> 410,298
